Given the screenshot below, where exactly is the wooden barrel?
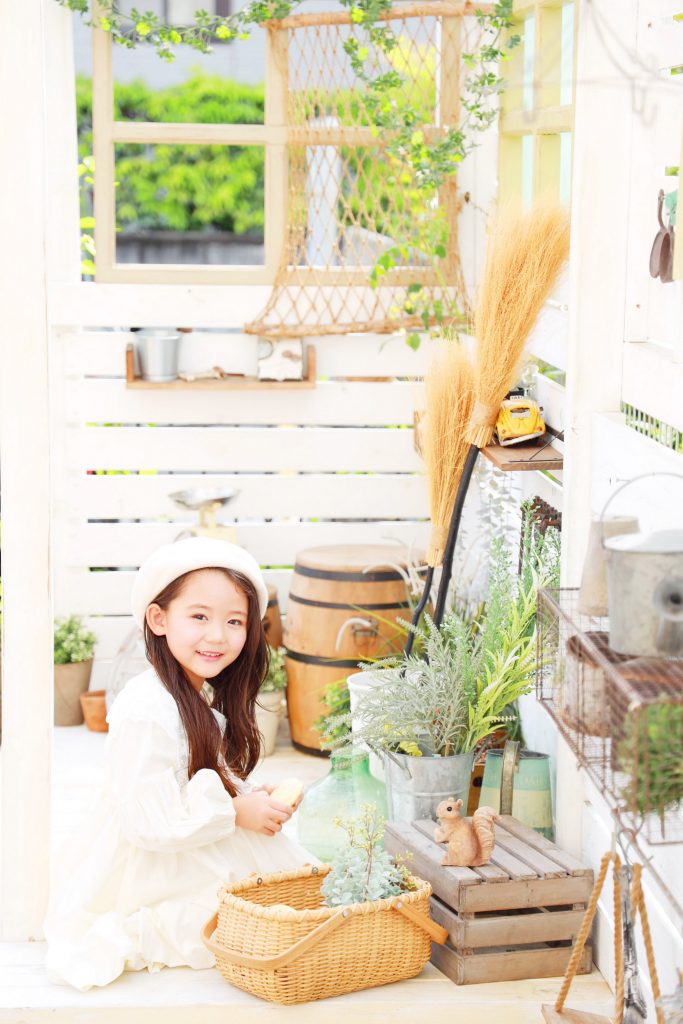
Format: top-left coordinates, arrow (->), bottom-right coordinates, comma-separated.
285,544 -> 417,754
263,585 -> 283,650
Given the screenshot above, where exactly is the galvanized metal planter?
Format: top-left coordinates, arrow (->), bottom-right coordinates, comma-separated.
384,749 -> 474,823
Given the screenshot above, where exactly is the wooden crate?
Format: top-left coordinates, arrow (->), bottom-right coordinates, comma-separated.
384,814 -> 594,986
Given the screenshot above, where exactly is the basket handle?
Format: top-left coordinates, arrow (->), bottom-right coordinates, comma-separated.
201,899 -> 448,971
394,900 -> 449,943
201,908 -> 349,971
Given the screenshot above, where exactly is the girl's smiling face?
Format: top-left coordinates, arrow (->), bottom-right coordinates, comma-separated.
145,569 -> 249,691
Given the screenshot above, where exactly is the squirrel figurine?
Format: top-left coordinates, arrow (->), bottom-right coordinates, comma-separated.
434,798 -> 498,867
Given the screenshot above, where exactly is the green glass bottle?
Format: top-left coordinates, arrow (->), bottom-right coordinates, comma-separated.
296,752 -> 388,862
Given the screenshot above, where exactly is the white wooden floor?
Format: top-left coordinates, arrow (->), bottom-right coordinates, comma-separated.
0,717 -> 614,1023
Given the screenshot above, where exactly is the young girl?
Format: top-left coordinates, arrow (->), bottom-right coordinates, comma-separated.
45,538 -> 312,991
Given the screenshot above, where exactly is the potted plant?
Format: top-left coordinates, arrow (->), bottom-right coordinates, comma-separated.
330,538 -> 538,822
256,645 -> 287,757
54,615 -> 96,727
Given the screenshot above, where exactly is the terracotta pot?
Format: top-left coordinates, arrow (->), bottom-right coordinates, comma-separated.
80,689 -> 109,733
54,659 -> 93,726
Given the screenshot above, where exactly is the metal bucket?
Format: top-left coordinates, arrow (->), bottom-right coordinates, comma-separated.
479,741 -> 554,839
384,749 -> 474,823
136,328 -> 181,382
602,475 -> 683,657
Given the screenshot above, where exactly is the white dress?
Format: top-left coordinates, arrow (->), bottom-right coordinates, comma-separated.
44,668 -> 312,991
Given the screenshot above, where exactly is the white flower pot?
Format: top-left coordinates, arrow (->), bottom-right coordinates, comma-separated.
256,690 -> 285,758
347,669 -> 394,782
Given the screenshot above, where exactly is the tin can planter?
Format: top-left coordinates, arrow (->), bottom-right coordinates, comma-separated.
479,744 -> 554,839
136,329 -> 181,383
80,689 -> 109,733
54,659 -> 93,726
384,750 -> 474,823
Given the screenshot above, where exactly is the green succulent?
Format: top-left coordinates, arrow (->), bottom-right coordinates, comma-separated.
54,616 -> 97,665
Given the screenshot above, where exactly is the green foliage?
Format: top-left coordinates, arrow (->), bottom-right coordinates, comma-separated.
321,805 -> 410,906
76,73 -> 265,234
519,501 -> 561,596
315,678 -> 352,747
54,616 -> 97,665
63,0 -> 518,344
328,537 -> 537,757
261,646 -> 288,693
618,701 -> 683,826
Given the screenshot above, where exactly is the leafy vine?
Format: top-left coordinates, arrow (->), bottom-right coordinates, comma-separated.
57,0 -> 517,344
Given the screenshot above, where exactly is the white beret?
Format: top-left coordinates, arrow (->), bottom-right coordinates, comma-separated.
131,537 -> 268,628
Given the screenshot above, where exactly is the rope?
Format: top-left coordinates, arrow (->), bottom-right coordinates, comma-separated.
554,852 -> 664,1024
631,864 -> 664,1024
614,857 -> 624,1024
554,851 -> 613,1013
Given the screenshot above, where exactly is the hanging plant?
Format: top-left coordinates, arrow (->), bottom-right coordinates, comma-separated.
57,0 -> 519,344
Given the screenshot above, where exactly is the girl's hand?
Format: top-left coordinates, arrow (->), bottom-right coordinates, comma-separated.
258,782 -> 303,810
233,790 -> 292,836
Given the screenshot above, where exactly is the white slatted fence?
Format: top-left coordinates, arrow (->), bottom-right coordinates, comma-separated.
52,310 -> 431,687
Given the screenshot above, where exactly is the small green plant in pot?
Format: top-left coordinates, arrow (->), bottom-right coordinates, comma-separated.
256,646 -> 287,758
329,539 -> 538,822
54,616 -> 97,727
618,699 -> 683,834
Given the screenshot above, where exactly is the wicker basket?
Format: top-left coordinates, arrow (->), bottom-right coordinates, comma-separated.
201,863 -> 447,1005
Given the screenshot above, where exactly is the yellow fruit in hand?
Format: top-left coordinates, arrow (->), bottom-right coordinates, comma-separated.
270,778 -> 304,808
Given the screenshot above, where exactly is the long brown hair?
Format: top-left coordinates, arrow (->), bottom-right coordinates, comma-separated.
143,568 -> 269,797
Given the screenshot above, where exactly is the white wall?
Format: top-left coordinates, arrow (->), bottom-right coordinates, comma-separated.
521,1 -> 683,1012
50,293 -> 433,690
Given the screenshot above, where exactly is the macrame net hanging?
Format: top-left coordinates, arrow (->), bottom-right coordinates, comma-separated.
245,2 -> 473,338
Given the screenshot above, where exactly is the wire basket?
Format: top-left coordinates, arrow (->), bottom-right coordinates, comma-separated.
201,864 -> 446,1004
537,588 -> 683,845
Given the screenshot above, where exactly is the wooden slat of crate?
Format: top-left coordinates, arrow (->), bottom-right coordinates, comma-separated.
497,816 -> 592,876
384,821 -> 480,909
430,895 -> 587,949
431,939 -> 593,986
493,823 -> 568,878
414,819 -> 539,881
385,821 -> 594,914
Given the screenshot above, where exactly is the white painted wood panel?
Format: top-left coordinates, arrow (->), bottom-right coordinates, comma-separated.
60,568 -> 294,617
591,411 -> 683,516
75,472 -> 428,519
50,282 -> 436,336
63,329 -> 430,378
621,341 -> 683,432
66,379 -> 422,426
73,426 -> 423,473
68,522 -> 430,568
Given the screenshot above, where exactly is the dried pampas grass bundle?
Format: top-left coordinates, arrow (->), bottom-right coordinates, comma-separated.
423,341 -> 475,567
467,201 -> 570,447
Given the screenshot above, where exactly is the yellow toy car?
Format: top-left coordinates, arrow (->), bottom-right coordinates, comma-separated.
495,398 -> 546,446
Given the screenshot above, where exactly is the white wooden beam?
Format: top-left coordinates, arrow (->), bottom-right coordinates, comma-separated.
0,0 -> 73,939
560,0 -> 640,587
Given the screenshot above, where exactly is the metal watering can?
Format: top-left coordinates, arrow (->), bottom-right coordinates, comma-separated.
479,741 -> 554,839
602,473 -> 683,657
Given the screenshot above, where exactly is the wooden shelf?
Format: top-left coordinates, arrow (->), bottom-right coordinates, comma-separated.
125,344 -> 317,390
481,440 -> 563,472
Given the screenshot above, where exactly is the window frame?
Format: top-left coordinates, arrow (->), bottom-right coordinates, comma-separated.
498,0 -> 578,207
92,4 -> 287,284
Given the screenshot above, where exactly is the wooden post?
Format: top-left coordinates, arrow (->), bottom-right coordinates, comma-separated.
560,0 -> 639,587
0,0 -> 76,939
264,26 -> 289,281
92,0 -> 117,279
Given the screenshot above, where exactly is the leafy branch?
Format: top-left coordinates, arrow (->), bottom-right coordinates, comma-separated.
58,0 -> 518,344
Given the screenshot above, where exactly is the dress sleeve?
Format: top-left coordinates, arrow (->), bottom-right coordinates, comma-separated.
106,714 -> 237,853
